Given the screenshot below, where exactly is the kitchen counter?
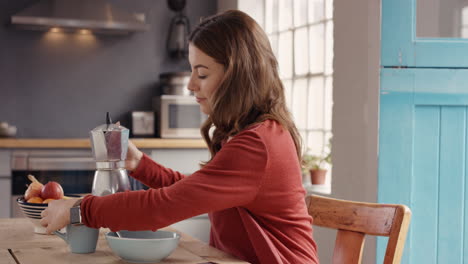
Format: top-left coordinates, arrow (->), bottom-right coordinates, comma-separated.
0,138 -> 206,149
0,218 -> 247,264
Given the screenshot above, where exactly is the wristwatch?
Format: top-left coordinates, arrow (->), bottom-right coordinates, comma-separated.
70,199 -> 83,225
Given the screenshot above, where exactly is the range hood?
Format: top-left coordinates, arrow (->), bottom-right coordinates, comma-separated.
10,0 -> 149,35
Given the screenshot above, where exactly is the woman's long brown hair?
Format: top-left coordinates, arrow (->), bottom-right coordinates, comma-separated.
189,10 -> 302,163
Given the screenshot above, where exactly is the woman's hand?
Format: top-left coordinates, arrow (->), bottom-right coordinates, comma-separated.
126,139 -> 143,172
114,122 -> 142,172
40,198 -> 79,234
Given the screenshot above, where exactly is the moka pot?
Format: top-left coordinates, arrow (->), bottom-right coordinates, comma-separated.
89,113 -> 131,196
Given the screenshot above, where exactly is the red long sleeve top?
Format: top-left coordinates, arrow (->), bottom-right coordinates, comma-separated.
81,120 -> 319,264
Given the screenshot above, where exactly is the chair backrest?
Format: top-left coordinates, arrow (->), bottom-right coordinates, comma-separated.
306,195 -> 411,264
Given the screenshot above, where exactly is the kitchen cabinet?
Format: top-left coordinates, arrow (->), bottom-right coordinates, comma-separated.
0,178 -> 11,218
149,148 -> 211,243
0,150 -> 11,218
150,149 -> 209,174
170,214 -> 211,243
0,150 -> 10,176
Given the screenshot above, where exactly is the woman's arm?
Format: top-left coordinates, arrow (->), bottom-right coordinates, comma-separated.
126,140 -> 187,189
40,129 -> 267,233
82,129 -> 268,232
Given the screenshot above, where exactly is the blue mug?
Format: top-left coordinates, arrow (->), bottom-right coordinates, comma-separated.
54,225 -> 99,254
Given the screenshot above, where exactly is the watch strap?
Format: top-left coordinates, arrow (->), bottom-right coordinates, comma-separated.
70,199 -> 83,225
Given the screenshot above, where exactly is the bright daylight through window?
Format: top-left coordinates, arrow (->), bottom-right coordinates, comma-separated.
240,0 -> 334,189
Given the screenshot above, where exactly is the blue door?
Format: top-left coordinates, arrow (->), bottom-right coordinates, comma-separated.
379,0 -> 468,263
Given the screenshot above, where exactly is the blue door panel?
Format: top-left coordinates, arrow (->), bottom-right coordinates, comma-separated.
379,68 -> 468,263
414,41 -> 468,67
412,106 -> 439,264
465,118 -> 468,264
381,0 -> 468,262
414,94 -> 468,106
381,0 -> 468,68
438,106 -> 465,263
378,69 -> 414,263
381,0 -> 414,66
414,69 -> 468,96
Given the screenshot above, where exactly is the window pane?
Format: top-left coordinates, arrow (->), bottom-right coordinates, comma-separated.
324,76 -> 333,130
292,78 -> 308,130
416,0 -> 468,38
309,24 -> 324,74
278,0 -> 292,31
309,0 -> 324,23
294,0 -> 308,27
268,34 -> 279,59
325,132 -> 333,149
294,27 -> 309,75
325,0 -> 333,19
265,0 -> 278,33
239,1 -> 264,28
308,77 -> 324,129
462,7 -> 468,38
300,130 -> 307,152
283,79 -> 293,110
307,131 -> 324,156
325,21 -> 334,75
463,28 -> 468,38
324,131 -> 333,169
278,31 -> 293,78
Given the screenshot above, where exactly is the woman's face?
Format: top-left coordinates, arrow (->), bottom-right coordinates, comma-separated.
187,43 -> 225,115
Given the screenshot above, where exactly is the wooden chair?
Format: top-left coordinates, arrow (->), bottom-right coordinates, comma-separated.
306,195 -> 411,264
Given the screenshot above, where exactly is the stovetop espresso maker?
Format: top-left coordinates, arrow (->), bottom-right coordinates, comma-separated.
90,113 -> 131,196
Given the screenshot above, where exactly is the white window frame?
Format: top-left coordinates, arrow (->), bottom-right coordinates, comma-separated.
221,0 -> 333,193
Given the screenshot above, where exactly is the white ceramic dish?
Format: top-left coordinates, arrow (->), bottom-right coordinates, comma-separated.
18,203 -> 47,209
23,212 -> 42,218
105,230 -> 180,263
16,195 -> 81,234
19,205 -> 45,211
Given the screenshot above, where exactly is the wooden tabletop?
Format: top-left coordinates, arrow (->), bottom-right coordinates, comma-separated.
0,218 -> 248,264
0,138 -> 207,149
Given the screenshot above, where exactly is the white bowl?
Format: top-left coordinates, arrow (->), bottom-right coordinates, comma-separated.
28,218 -> 47,234
23,212 -> 42,218
16,195 -> 81,234
105,230 -> 180,263
20,207 -> 44,213
17,198 -> 48,207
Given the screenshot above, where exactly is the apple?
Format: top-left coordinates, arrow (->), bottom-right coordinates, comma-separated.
27,196 -> 43,204
24,175 -> 44,200
41,181 -> 64,200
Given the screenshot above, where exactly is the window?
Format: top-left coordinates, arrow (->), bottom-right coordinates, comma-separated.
242,0 -> 333,157
239,0 -> 334,189
462,6 -> 468,37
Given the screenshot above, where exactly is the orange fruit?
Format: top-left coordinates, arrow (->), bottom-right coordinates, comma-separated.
42,198 -> 56,204
27,197 -> 43,203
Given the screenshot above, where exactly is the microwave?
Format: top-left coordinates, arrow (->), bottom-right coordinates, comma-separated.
159,95 -> 207,138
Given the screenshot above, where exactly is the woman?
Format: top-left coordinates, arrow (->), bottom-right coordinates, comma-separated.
41,10 -> 320,264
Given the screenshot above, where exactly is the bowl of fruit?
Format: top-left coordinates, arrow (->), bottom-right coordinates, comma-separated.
16,175 -> 80,234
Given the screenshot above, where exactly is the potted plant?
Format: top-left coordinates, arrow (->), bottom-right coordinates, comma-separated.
302,146 -> 332,185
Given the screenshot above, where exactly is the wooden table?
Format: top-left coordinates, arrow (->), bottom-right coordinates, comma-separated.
0,218 -> 249,264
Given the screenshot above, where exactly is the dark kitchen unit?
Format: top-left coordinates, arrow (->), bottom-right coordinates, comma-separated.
10,150 -> 94,218
0,0 -> 217,138
10,150 -> 148,218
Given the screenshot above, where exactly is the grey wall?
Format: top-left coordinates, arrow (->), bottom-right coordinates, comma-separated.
0,0 -> 217,138
331,0 -> 381,263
